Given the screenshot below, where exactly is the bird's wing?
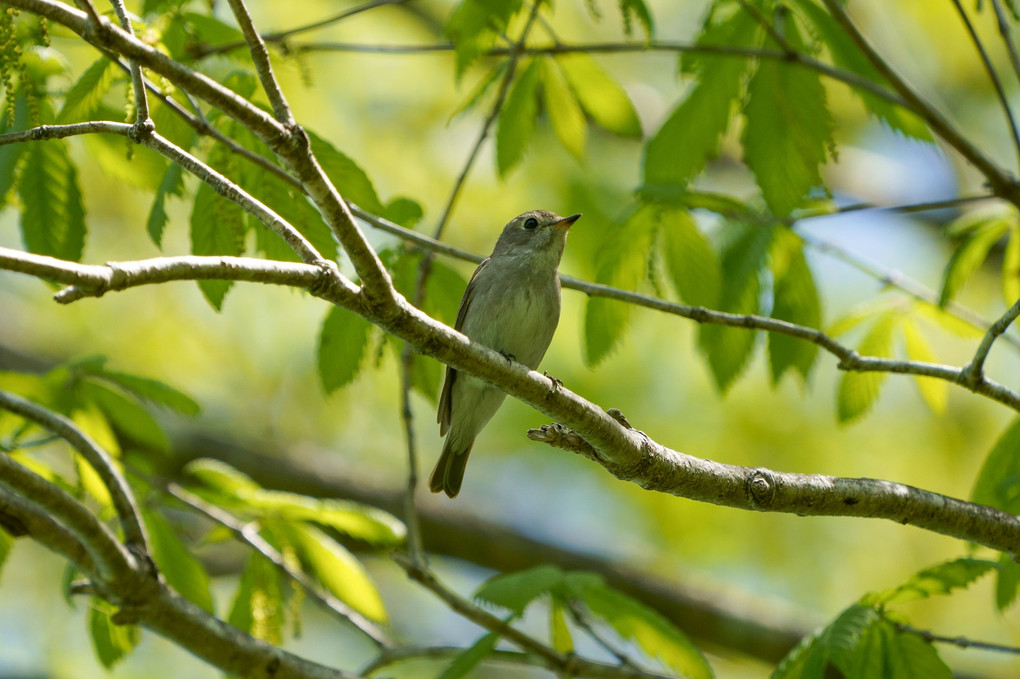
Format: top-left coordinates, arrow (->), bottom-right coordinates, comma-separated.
438,257 -> 491,434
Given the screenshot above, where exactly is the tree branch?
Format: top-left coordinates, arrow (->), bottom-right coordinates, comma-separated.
108,0 -> 150,125
0,485 -> 95,572
224,0 -> 294,125
962,295 -> 1020,385
0,389 -> 149,553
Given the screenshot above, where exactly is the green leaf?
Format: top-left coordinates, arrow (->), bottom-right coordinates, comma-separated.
1004,225 -> 1020,304
660,208 -> 721,308
437,632 -> 500,679
643,9 -> 758,187
900,319 -> 947,414
284,522 -> 387,623
57,57 -> 119,122
258,171 -> 337,262
882,625 -> 953,679
228,552 -> 285,644
425,260 -> 469,325
79,380 -> 169,453
773,605 -> 878,679
0,530 -> 12,581
474,565 -> 565,615
769,233 -> 821,384
584,206 -> 658,365
836,313 -> 897,423
190,179 -> 245,310
862,558 -> 997,607
971,417 -> 1020,514
146,162 -> 184,249
0,95 -> 29,209
995,553 -> 1020,611
450,61 -> 509,121
318,307 -> 373,394
142,509 -> 214,613
698,222 -> 773,392
88,601 -> 140,669
565,573 -> 712,679
742,20 -> 834,216
240,489 -> 405,546
384,196 -> 424,228
556,54 -> 641,138
938,215 -> 1011,306
444,0 -> 524,76
789,0 -> 932,141
18,139 -> 86,261
541,57 -> 587,159
496,59 -> 542,176
307,130 -> 386,216
550,597 -> 574,653
618,0 -> 654,37
87,367 -> 200,417
184,458 -> 262,495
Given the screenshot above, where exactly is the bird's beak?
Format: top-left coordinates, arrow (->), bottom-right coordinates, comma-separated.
553,213 -> 582,230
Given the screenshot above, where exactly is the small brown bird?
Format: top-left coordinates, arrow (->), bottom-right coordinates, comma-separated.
429,210 -> 581,498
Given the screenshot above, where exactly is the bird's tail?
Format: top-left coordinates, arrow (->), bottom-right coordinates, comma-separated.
428,436 -> 474,498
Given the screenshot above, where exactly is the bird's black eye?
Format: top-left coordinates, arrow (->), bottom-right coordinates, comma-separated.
524,217 -> 539,230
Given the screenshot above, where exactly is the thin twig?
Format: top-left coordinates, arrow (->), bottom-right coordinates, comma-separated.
359,645 -> 578,677
392,552 -> 674,679
107,0 -> 149,124
0,389 -> 149,555
167,483 -> 394,648
224,0 -> 294,125
566,600 -> 636,667
962,295 -> 1020,383
950,0 -> 1020,167
990,0 -> 1020,92
398,364 -> 425,565
898,623 -> 1020,655
819,0 -> 1020,207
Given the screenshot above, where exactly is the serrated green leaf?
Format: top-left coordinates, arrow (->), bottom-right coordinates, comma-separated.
228,552 -> 285,644
584,206 -> 658,365
0,95 -> 30,209
474,565 -> 565,615
550,598 -> 574,654
88,601 -> 140,669
644,9 -> 758,186
742,21 -> 834,216
284,522 -> 387,623
938,217 -> 1011,306
821,605 -> 881,674
862,558 -> 996,607
18,139 -> 86,261
565,573 -> 712,679
437,632 -> 500,679
445,0 -> 524,76
87,368 -> 200,417
146,162 -> 184,249
240,489 -> 405,545
900,319 -> 946,414
57,57 -> 118,123
258,170 -> 337,262
836,313 -> 897,423
660,208 -> 721,308
79,380 -> 170,453
769,233 -> 821,384
1004,225 -> 1020,304
883,626 -> 953,679
185,458 -> 262,495
496,59 -> 541,175
190,179 -> 245,310
698,222 -> 773,392
541,57 -> 587,159
971,417 -> 1020,514
770,626 -> 826,679
557,53 -> 641,137
318,307 -> 373,394
789,0 -> 932,141
307,130 -> 386,216
995,553 -> 1020,611
142,509 -> 214,613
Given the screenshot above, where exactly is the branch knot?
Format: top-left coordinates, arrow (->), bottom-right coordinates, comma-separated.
746,468 -> 777,510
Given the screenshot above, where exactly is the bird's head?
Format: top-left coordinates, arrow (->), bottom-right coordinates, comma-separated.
491,210 -> 581,265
